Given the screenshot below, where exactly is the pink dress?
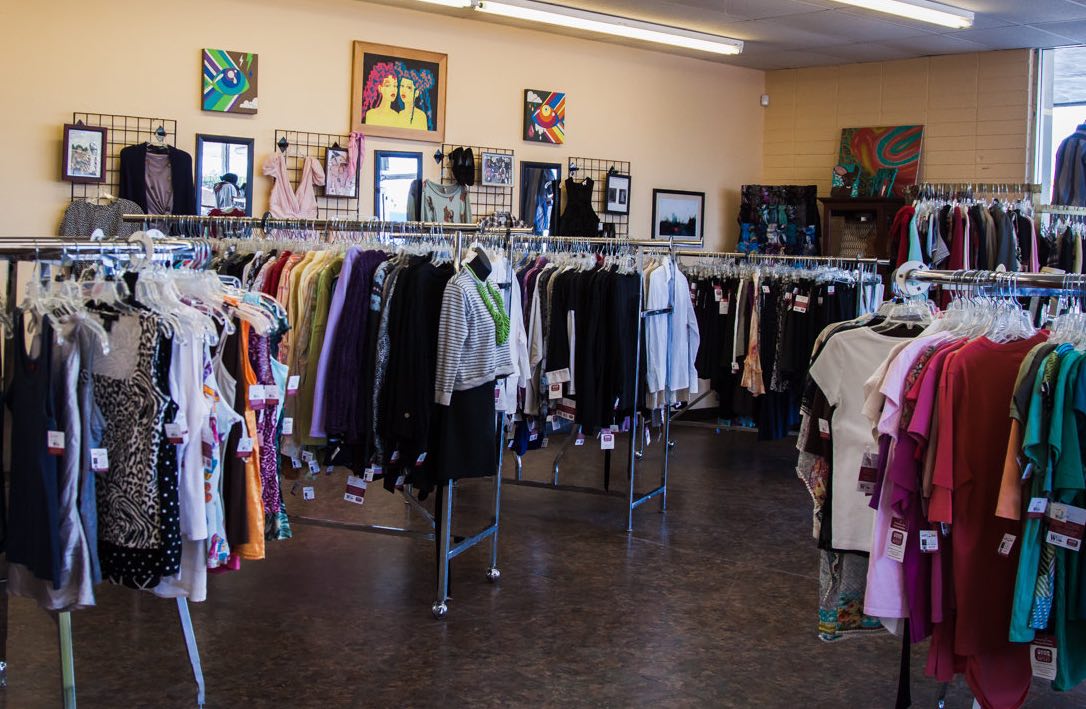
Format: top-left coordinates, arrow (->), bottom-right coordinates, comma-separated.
262,154 -> 325,219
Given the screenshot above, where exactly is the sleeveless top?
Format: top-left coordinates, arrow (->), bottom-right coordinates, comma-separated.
561,177 -> 600,237
7,313 -> 62,586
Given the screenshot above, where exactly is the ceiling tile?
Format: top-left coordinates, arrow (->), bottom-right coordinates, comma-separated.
1032,19 -> 1086,42
668,0 -> 829,20
954,0 -> 1086,23
728,48 -> 847,70
813,41 -> 919,62
945,23 -> 1080,48
732,10 -> 935,46
884,32 -> 990,55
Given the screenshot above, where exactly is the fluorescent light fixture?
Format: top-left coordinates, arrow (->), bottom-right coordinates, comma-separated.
829,0 -> 973,28
474,0 -> 743,56
414,0 -> 473,6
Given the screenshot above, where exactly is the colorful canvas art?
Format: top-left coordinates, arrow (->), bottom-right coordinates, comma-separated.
524,90 -> 566,144
351,42 -> 447,143
202,49 -> 258,114
836,125 -> 923,198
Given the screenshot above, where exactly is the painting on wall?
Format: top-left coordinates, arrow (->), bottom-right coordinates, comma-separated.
202,49 -> 258,114
524,89 -> 566,144
62,124 -> 107,183
652,189 -> 704,242
836,125 -> 923,199
351,41 -> 447,143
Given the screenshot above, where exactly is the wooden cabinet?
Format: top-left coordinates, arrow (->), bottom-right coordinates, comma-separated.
818,197 -> 904,259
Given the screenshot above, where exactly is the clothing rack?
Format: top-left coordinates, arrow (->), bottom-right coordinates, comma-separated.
904,182 -> 1042,200
207,226 -> 515,620
895,262 -> 1086,298
1036,203 -> 1086,218
121,212 -> 537,235
0,236 -> 205,708
504,234 -> 699,532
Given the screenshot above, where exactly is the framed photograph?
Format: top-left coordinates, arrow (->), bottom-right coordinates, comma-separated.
63,124 -> 107,183
351,41 -> 447,143
523,89 -> 565,144
324,145 -> 358,198
481,152 -> 514,188
605,173 -> 631,215
202,48 -> 258,114
652,189 -> 705,242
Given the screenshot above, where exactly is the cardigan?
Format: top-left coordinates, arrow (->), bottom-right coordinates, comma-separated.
118,144 -> 196,216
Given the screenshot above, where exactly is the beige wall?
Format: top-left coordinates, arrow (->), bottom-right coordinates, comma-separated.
0,0 -> 766,250
763,50 -> 1034,195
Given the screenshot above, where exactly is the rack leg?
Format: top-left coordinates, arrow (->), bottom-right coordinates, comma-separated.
58,612 -> 75,709
176,598 -> 205,707
552,424 -> 581,486
0,560 -> 8,689
661,405 -> 671,513
433,482 -> 454,620
487,471 -> 502,583
514,453 -> 523,481
626,411 -> 638,533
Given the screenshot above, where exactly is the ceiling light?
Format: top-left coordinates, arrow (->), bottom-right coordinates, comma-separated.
828,0 -> 973,28
414,0 -> 474,7
474,0 -> 743,56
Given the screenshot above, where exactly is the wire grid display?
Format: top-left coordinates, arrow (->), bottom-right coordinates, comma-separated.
440,144 -> 514,221
274,129 -> 361,220
568,156 -> 630,239
69,112 -> 177,203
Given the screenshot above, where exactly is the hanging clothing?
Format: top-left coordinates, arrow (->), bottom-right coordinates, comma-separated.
59,198 -> 143,238
561,177 -> 600,237
118,144 -> 196,216
262,153 -> 325,219
1053,122 -> 1086,207
419,180 -> 472,223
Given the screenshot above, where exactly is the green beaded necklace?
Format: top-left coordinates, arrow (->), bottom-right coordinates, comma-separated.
465,266 -> 510,346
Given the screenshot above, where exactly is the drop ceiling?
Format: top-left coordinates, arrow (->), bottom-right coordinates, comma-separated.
393,0 -> 1086,69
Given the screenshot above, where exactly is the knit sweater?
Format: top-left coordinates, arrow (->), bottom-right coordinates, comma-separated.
434,267 -> 514,406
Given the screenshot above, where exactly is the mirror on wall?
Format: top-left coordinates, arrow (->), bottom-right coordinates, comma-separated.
374,150 -> 423,221
195,134 -> 254,216
520,161 -> 562,236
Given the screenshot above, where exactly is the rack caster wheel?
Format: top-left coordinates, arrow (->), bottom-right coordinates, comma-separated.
485,567 -> 501,582
431,602 -> 448,619
667,440 -> 676,450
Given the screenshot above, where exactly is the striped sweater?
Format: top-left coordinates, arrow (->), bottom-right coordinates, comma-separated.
434,267 -> 515,405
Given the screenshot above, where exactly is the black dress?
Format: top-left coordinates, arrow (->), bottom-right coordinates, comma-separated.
561,177 -> 600,236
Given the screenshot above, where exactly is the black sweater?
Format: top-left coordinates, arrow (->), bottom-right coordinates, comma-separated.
118,144 -> 196,216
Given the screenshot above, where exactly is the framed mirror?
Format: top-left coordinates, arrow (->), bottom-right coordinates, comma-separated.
195,134 -> 254,216
374,150 -> 423,221
520,161 -> 562,236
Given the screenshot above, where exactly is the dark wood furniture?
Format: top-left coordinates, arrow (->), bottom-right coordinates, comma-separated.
818,197 -> 905,259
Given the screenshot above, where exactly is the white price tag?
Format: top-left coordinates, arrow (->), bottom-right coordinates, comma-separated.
291,457 -> 302,469
1046,502 -> 1086,551
713,285 -> 723,302
395,474 -> 406,489
415,452 -> 427,467
600,431 -> 615,450
90,447 -> 109,473
574,433 -> 585,446
793,295 -> 809,314
235,437 -> 254,458
1030,636 -> 1058,680
544,368 -> 571,384
287,375 -> 300,396
302,450 -> 315,462
308,459 -> 321,474
344,475 -> 367,505
719,299 -> 729,315
364,468 -> 375,483
827,285 -> 836,295
248,384 -> 266,410
919,530 -> 939,553
282,418 -> 294,435
541,437 -> 549,448
47,430 -> 65,456
164,423 -> 187,445
731,362 -> 740,373
998,533 -> 1017,556
885,517 -> 908,562
302,486 -> 315,501
1027,497 -> 1049,519
761,285 -> 770,294
548,382 -> 562,399
264,384 -> 280,406
818,418 -> 830,440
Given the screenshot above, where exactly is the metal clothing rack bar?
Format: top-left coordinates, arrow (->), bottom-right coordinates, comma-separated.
1036,203 -> 1086,217
121,213 -> 536,235
904,182 -> 1042,200
0,238 -> 205,708
895,264 -> 1086,298
503,234 -> 682,532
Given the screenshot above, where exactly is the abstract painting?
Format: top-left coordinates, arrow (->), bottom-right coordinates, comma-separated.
202,49 -> 258,114
524,89 -> 566,144
351,42 -> 447,143
836,125 -> 923,198
652,189 -> 704,242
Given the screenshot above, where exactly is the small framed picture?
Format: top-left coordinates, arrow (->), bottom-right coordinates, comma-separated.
652,189 -> 705,242
481,151 -> 515,188
63,124 -> 107,183
324,145 -> 358,198
605,172 -> 630,215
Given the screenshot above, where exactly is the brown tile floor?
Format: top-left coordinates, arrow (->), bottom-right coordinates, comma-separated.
2,426 -> 1084,708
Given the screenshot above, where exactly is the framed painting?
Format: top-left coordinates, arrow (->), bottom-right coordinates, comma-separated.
481,152 -> 514,187
62,124 -> 107,183
351,41 -> 447,143
524,89 -> 565,144
652,189 -> 704,242
605,173 -> 631,215
836,125 -> 923,199
202,49 -> 258,114
324,145 -> 359,198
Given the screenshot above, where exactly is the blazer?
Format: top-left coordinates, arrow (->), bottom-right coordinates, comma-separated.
118,143 -> 196,215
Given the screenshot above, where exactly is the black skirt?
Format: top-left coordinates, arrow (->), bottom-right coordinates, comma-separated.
432,380 -> 497,482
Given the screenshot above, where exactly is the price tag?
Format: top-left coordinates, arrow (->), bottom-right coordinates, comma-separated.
416,452 -> 427,467
827,285 -> 836,295
857,450 -> 878,495
1030,636 -> 1058,680
47,430 -> 65,456
494,385 -> 502,402
302,486 -> 315,501
1027,497 -> 1049,519
919,530 -> 939,553
291,457 -> 302,469
575,433 -> 585,446
1022,461 -> 1034,481
600,431 -> 615,450
235,437 -> 254,459
793,295 -> 809,314
545,368 -> 571,384
344,475 -> 367,505
307,459 -> 321,474
541,437 -> 549,448
818,418 -> 830,440
998,533 -> 1017,556
264,384 -> 280,407
390,450 -> 401,463
395,474 -> 406,489
287,375 -> 300,396
1046,503 -> 1086,551
248,384 -> 266,410
731,362 -> 740,373
302,450 -> 315,463
325,465 -> 334,475
548,382 -> 562,399
164,422 -> 187,445
282,418 -> 294,435
90,448 -> 109,473
761,285 -> 770,294
886,517 -> 908,562
713,285 -> 723,302
719,299 -> 729,315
